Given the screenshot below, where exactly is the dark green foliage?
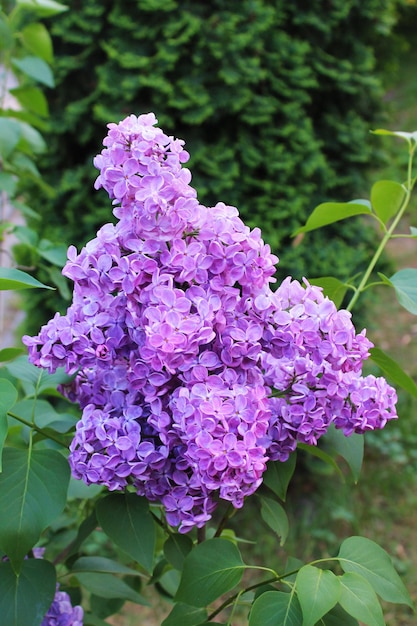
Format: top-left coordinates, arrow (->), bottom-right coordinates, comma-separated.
23,0 -> 405,330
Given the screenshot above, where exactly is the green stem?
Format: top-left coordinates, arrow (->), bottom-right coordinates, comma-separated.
7,410 -> 69,447
346,145 -> 416,312
207,574 -> 281,621
214,503 -> 234,537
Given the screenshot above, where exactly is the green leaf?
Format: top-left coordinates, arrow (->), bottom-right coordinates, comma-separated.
11,56 -> 54,88
6,357 -> 72,397
164,533 -> 194,570
369,347 -> 417,399
10,85 -> 49,118
296,565 -> 340,626
259,495 -> 289,546
16,0 -> 69,17
162,603 -> 208,626
74,571 -> 148,605
38,240 -> 68,266
319,604 -> 359,625
323,424 -> 364,483
10,152 -> 40,178
0,558 -> 56,626
67,476 -> 102,500
0,118 -> 22,159
175,538 -> 245,607
0,15 -> 13,51
0,380 -> 18,471
11,398 -> 76,433
370,180 -> 406,225
15,120 -> 46,154
263,453 -> 296,501
0,447 -> 70,572
83,613 -> 114,626
371,129 -> 417,144
338,536 -> 413,607
293,202 -> 372,235
297,443 -> 344,479
338,572 -> 385,626
249,590 -> 303,626
308,277 -> 349,309
389,268 -> 417,315
21,22 -> 53,63
71,556 -> 142,577
96,493 -> 156,573
89,595 -> 124,620
65,510 -> 98,559
0,268 -> 53,291
0,172 -> 17,196
0,348 -> 25,362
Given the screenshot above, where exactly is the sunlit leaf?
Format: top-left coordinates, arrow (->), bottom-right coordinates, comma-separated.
260,495 -> 289,546
96,493 -> 155,572
21,22 -> 53,63
296,565 -> 340,626
0,448 -> 70,572
175,538 -> 245,606
0,558 -> 56,626
371,180 -> 406,225
308,277 -> 349,309
389,268 -> 417,315
0,268 -> 52,291
16,0 -> 69,17
249,590 -> 302,626
371,129 -> 417,144
11,56 -> 54,88
369,347 -> 417,399
338,536 -> 413,607
293,202 -> 372,235
10,86 -> 49,117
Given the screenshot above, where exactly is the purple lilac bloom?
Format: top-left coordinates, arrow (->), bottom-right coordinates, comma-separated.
41,585 -> 83,626
23,113 -> 398,532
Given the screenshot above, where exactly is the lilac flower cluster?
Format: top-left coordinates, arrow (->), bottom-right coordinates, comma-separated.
23,113 -> 397,531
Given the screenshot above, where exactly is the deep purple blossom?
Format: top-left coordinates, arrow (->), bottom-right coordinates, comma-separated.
23,113 -> 398,532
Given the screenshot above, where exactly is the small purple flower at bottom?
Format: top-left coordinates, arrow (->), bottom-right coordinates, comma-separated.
41,585 -> 83,626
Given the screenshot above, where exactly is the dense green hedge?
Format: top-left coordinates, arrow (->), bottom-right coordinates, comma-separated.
22,0 -> 405,330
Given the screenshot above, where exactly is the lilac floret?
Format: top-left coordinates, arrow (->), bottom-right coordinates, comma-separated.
23,112 -> 398,532
41,585 -> 83,626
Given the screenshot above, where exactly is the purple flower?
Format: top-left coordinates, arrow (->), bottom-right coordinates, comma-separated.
23,112 -> 398,532
41,585 -> 83,626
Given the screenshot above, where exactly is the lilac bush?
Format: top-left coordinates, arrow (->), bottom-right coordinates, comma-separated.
23,113 -> 397,533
